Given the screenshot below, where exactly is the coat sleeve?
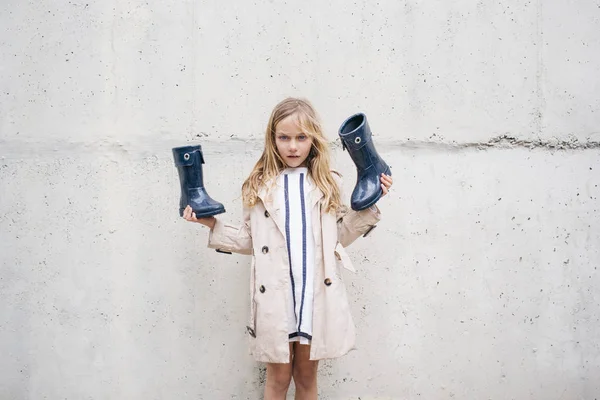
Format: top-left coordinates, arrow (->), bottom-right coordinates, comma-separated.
333,172 -> 382,247
336,204 -> 381,247
207,206 -> 253,255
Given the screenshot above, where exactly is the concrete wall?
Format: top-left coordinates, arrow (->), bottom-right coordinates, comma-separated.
1,0 -> 599,399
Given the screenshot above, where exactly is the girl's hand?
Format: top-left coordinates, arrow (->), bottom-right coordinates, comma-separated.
183,205 -> 216,229
380,173 -> 393,197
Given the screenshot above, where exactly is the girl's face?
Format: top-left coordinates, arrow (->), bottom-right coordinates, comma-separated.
274,114 -> 314,168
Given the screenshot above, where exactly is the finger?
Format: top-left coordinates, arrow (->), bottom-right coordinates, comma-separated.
191,212 -> 198,221
381,177 -> 392,191
185,209 -> 195,221
381,183 -> 388,196
185,206 -> 194,220
380,176 -> 392,187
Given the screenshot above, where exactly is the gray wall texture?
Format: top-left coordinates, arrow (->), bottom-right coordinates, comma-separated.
1,0 -> 599,399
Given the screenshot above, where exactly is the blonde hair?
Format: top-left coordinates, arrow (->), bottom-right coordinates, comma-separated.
242,97 -> 342,213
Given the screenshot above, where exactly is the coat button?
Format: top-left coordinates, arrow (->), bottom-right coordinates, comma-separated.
264,210 -> 270,218
259,285 -> 266,293
262,246 -> 269,254
324,278 -> 332,286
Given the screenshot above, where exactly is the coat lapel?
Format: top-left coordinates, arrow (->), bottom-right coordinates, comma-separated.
257,180 -> 285,238
308,183 -> 324,210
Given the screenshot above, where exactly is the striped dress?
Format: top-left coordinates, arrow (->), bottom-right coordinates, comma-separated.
276,167 -> 315,345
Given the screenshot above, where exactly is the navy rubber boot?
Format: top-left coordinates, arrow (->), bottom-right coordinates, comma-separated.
338,113 -> 391,211
172,145 -> 225,218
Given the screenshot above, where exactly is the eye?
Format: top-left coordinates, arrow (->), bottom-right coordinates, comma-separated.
278,135 -> 289,141
298,135 -> 308,140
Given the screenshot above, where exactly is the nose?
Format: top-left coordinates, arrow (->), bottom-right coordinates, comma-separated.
289,139 -> 298,151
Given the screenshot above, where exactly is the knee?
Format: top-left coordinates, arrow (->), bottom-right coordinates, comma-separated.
267,366 -> 292,392
292,363 -> 318,389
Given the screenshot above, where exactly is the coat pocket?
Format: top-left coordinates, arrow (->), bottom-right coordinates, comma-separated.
334,242 -> 355,272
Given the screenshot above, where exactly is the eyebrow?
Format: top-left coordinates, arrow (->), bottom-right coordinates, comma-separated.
275,130 -> 307,136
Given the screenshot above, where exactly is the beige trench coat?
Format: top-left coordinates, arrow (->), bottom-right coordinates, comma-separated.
207,175 -> 381,363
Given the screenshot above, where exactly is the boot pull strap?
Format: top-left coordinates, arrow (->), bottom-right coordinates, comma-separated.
199,150 -> 205,164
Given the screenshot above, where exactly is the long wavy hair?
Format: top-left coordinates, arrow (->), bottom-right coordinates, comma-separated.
241,97 -> 342,213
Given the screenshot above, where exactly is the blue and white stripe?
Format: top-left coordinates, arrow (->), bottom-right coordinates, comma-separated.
279,167 -> 315,344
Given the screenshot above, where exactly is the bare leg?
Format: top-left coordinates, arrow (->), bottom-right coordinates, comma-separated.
264,343 -> 294,400
292,342 -> 319,400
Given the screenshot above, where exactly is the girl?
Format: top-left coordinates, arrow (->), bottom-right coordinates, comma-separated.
183,98 -> 393,399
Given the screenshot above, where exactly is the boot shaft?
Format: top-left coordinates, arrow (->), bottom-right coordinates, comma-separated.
172,145 -> 205,189
339,113 -> 380,170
